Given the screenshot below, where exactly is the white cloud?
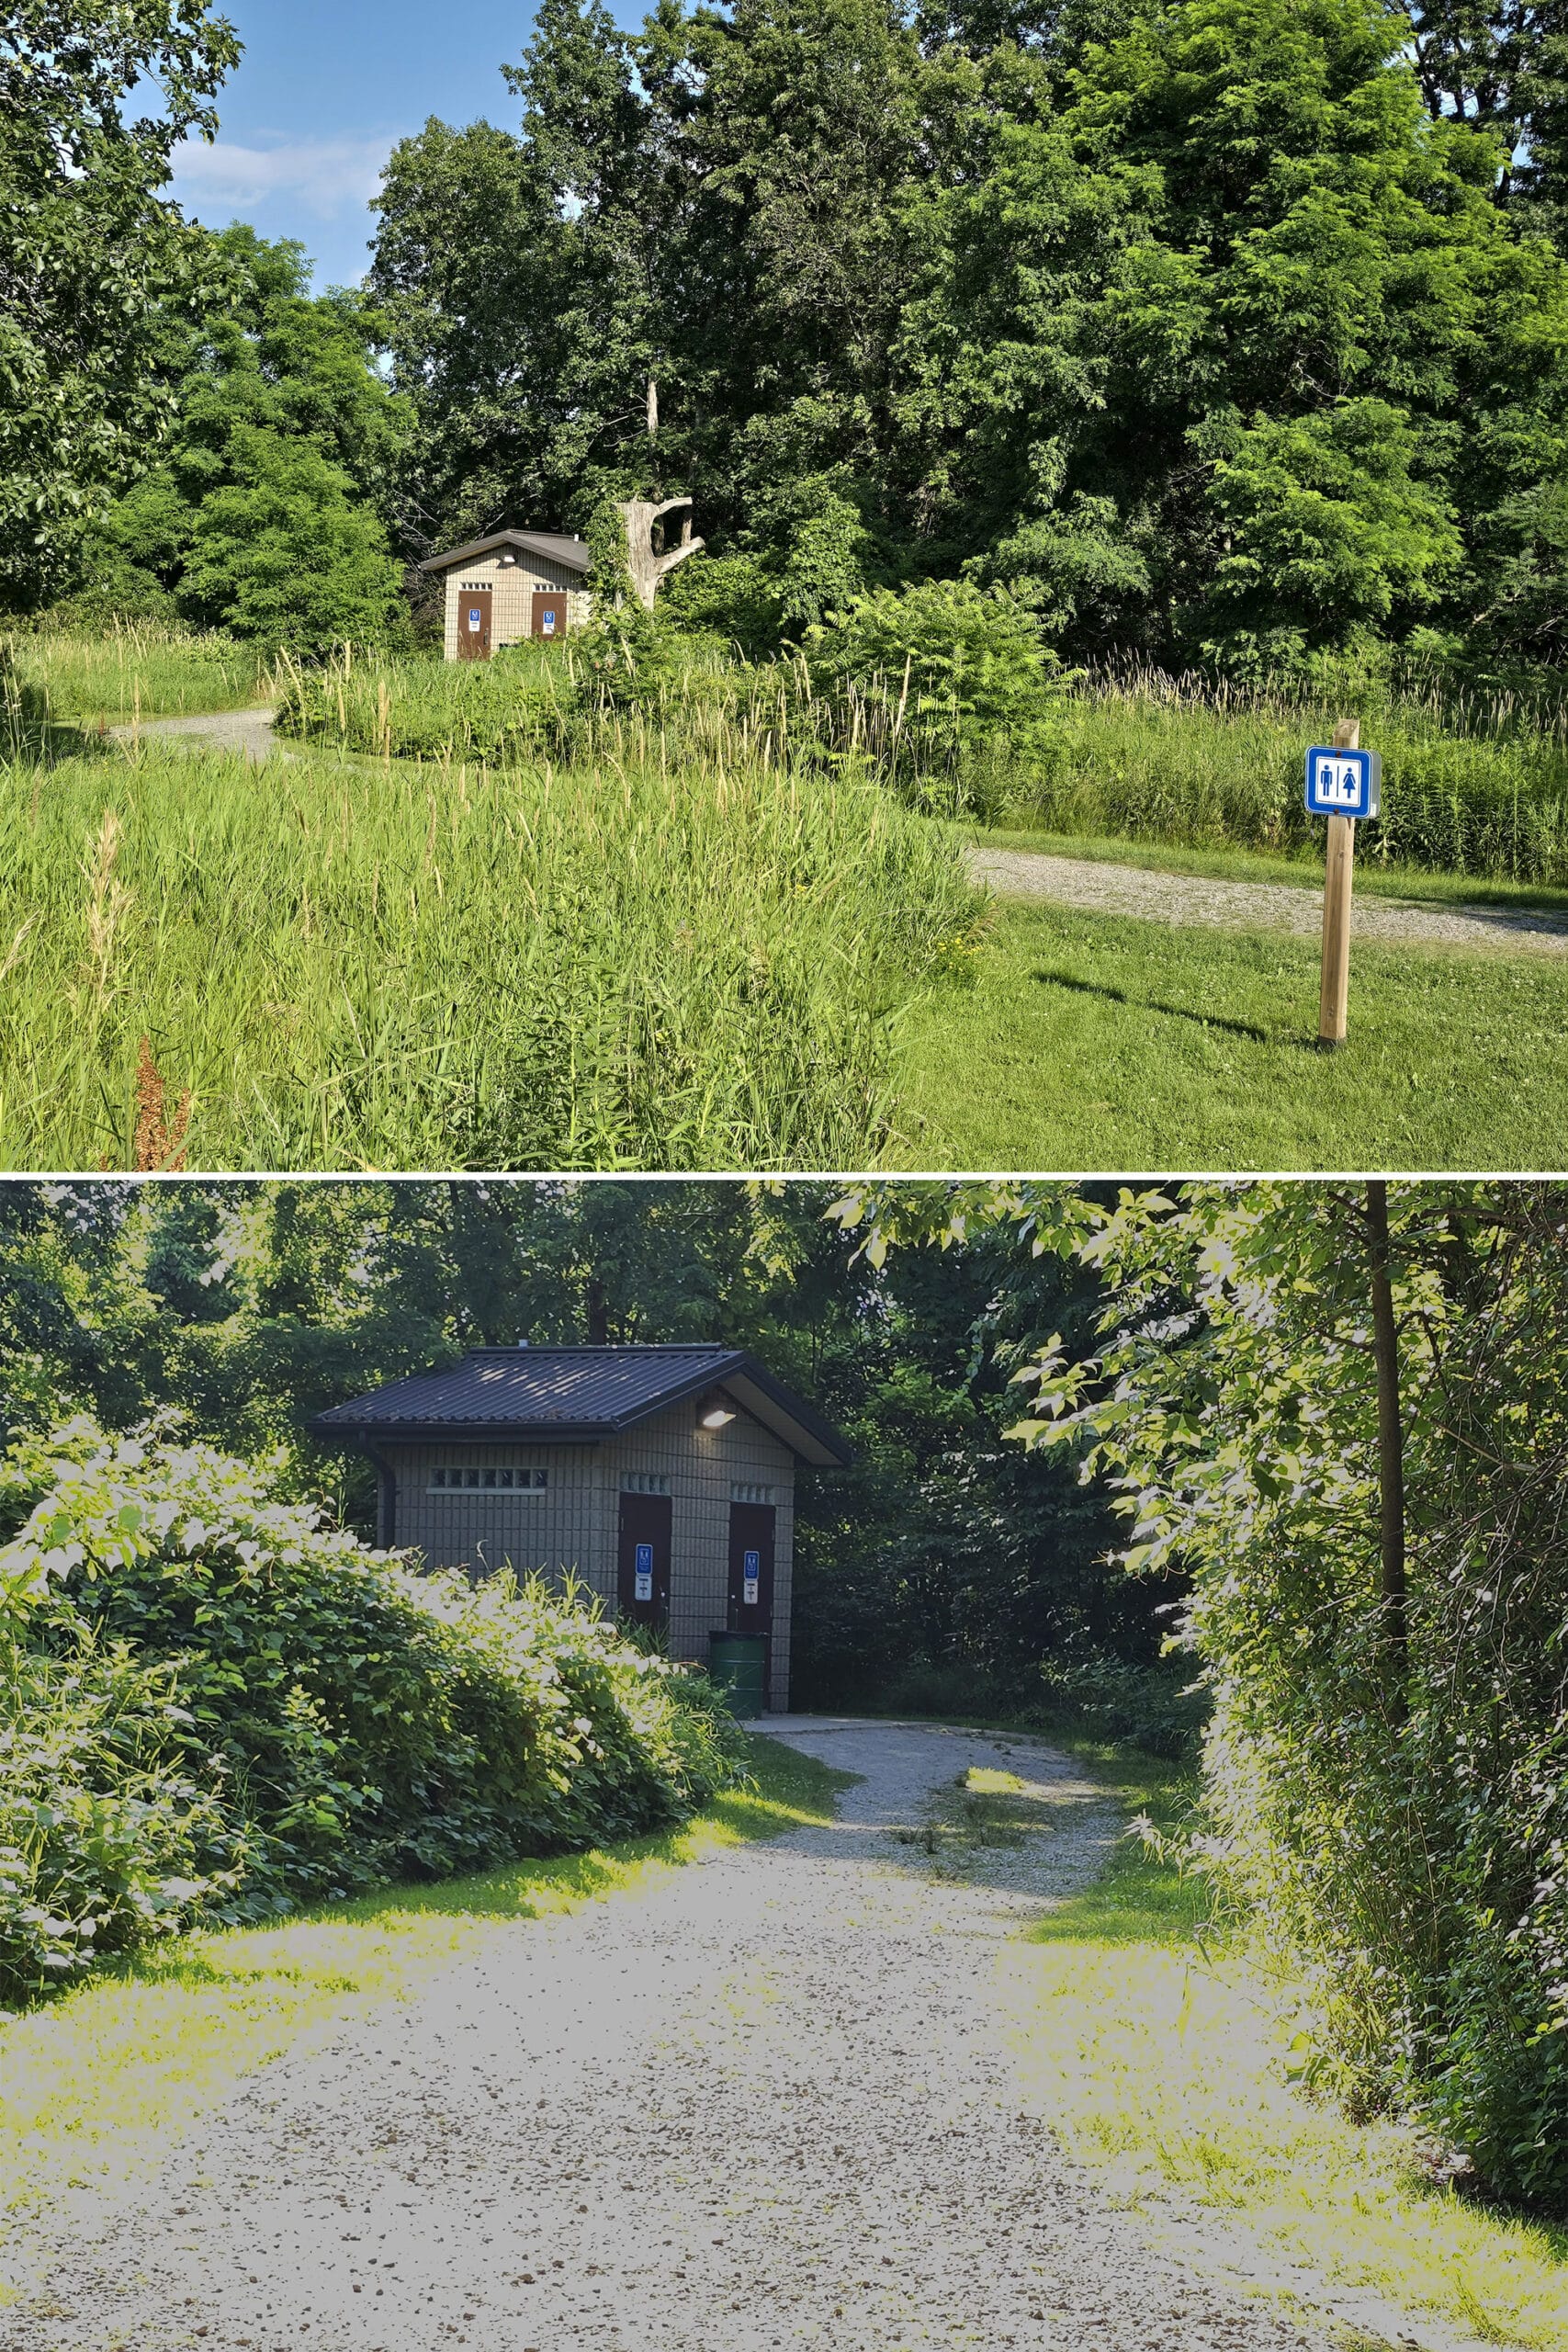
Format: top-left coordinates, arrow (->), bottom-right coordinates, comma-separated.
171,134 -> 396,220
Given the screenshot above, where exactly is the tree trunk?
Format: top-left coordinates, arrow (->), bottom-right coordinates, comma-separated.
615,496 -> 705,611
647,377 -> 658,439
586,1277 -> 610,1347
1366,1179 -> 1409,1721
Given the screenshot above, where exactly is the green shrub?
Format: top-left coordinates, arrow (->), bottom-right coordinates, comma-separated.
0,1420 -> 743,1987
800,580 -> 1068,800
660,551 -> 784,660
1032,1652 -> 1207,1759
0,1641 -> 241,2004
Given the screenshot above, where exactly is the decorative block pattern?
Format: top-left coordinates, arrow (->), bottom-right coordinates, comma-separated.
439,552 -> 592,658
381,1398 -> 796,1708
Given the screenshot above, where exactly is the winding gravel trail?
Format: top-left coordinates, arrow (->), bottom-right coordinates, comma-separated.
5,1718 -> 1340,2352
107,707 -> 280,761
968,843 -> 1568,956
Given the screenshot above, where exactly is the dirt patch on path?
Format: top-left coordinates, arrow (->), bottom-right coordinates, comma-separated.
970,843 -> 1568,957
107,707 -> 280,761
7,1720 -> 1346,2352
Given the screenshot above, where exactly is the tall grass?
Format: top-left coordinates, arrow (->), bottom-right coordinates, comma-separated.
0,740 -> 981,1171
1024,665 -> 1568,883
279,644 -> 1568,886
6,618 -> 273,723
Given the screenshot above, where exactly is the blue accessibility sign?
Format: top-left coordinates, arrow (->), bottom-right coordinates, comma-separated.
1304,746 -> 1381,820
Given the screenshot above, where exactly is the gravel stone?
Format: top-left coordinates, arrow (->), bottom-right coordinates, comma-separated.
107,708 -> 280,761
6,1718 -> 1341,2352
968,843 -> 1568,956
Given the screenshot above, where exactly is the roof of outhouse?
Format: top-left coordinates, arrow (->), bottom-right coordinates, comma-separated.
416,529 -> 592,576
310,1345 -> 852,1468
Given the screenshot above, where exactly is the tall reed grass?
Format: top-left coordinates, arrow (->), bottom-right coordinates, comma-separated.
0,741 -> 981,1171
1031,665 -> 1568,882
279,647 -> 1568,885
6,619 -> 272,724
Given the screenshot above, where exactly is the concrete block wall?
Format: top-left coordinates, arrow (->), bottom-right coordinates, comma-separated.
382,1397 -> 796,1708
440,552 -> 592,658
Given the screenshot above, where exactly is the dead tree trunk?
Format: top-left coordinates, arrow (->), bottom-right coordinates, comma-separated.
615,496 -> 705,611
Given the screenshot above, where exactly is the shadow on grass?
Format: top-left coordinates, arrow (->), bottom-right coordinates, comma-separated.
1032,967 -> 1275,1045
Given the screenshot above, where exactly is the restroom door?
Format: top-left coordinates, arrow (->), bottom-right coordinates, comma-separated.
532,589 -> 569,640
617,1491 -> 671,1628
727,1501 -> 775,1636
457,586 -> 492,660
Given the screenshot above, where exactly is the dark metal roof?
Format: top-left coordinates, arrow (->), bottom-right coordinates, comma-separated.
417,529 -> 592,576
310,1346 -> 852,1468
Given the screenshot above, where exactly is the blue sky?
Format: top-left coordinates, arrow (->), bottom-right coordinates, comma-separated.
166,0 -> 635,288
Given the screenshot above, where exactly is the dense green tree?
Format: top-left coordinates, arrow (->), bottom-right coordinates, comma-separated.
0,0 -> 240,605
843,1176 -> 1568,2209
896,0 -> 1568,664
1406,0 -> 1568,220
80,227 -> 408,650
364,0 -> 1568,675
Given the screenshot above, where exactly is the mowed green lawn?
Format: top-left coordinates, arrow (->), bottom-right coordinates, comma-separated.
893,899 -> 1568,1170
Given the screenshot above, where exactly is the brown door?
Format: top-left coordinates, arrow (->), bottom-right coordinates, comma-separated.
457,586 -> 492,661
617,1491 -> 671,1629
532,589 -> 569,641
727,1501 -> 775,1646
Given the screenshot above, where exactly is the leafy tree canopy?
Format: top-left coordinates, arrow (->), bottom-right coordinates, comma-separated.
357,0 -> 1568,675
0,0 -> 241,606
75,225 -> 409,651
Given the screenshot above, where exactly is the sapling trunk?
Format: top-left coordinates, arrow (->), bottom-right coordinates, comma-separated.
1366,1179 -> 1409,1722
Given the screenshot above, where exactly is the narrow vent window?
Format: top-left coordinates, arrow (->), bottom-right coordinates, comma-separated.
730,1482 -> 775,1505
429,1465 -> 547,1493
621,1472 -> 671,1495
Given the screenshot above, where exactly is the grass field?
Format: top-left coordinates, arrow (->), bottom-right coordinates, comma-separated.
893,901 -> 1568,1170
1012,1741 -> 1568,2350
6,621 -> 272,724
0,741 -> 979,1170
0,1733 -> 852,2300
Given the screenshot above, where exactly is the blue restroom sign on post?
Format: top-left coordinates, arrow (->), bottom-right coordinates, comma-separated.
1303,719 -> 1377,1049
635,1543 -> 654,1602
1304,745 -> 1381,820
742,1549 -> 761,1607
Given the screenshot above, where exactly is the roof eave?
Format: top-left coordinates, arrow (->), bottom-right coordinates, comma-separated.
417,529 -> 592,576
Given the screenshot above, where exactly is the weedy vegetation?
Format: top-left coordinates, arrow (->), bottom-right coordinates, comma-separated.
1013,1739 -> 1568,2351
6,619 -> 272,725
0,733 -> 982,1170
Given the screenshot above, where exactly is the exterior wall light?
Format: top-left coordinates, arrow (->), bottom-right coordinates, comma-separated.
699,1399 -> 736,1430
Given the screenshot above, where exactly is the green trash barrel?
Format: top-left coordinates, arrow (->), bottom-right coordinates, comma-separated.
708,1630 -> 767,1717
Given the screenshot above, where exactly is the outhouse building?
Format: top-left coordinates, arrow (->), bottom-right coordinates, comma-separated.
310,1345 -> 852,1711
417,528 -> 593,661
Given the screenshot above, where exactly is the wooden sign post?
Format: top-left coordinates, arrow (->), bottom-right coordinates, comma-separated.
1304,718 -> 1381,1051
1318,718 -> 1358,1049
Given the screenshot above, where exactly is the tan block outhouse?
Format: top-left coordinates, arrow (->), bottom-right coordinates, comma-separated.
310,1344 -> 853,1713
417,528 -> 593,661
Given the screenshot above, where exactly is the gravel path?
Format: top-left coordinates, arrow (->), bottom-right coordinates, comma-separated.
107,707 -> 280,761
970,843 -> 1568,956
5,1719 -> 1345,2352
